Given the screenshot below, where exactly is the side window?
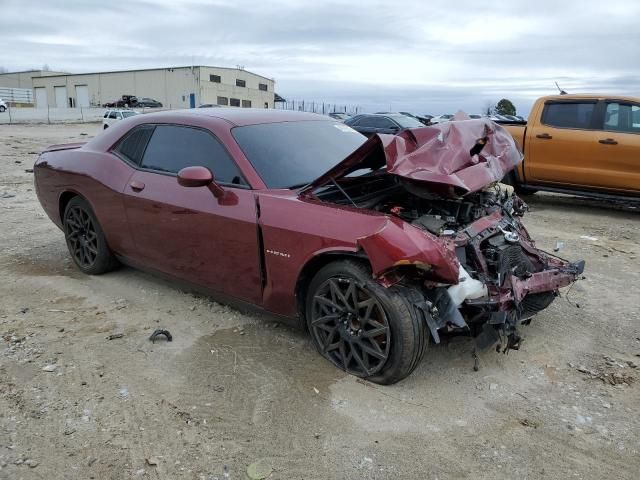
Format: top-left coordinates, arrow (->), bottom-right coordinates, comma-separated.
103,111 -> 109,118
140,125 -> 246,185
113,125 -> 155,165
542,102 -> 596,129
108,111 -> 118,119
604,102 -> 640,134
371,117 -> 396,129
355,116 -> 374,127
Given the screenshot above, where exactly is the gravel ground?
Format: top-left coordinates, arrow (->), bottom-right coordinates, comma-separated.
1,123 -> 639,480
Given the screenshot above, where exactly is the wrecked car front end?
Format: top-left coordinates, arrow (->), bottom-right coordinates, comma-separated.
304,118 -> 584,352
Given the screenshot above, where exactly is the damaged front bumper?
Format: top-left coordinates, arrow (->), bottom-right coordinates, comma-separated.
412,207 -> 585,351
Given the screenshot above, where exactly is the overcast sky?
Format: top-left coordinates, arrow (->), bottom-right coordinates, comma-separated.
1,0 -> 638,115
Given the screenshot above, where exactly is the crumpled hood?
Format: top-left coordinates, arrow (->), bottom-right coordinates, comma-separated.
303,119 -> 523,197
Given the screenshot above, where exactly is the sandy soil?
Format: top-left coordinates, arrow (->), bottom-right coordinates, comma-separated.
1,123 -> 639,480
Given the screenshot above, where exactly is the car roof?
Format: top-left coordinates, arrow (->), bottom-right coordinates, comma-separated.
134,108 -> 329,126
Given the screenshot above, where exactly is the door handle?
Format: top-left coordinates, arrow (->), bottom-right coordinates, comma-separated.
129,180 -> 145,192
598,138 -> 618,145
536,133 -> 552,139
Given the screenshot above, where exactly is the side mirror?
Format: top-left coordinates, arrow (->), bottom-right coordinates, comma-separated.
177,166 -> 225,198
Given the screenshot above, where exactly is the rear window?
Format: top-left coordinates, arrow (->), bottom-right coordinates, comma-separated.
232,120 -> 367,189
542,102 -> 596,129
114,125 -> 155,165
393,115 -> 424,128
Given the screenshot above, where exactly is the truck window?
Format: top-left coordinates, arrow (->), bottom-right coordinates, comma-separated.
604,103 -> 640,134
542,102 -> 596,129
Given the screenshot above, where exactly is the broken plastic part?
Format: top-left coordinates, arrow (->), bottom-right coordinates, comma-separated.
447,265 -> 488,307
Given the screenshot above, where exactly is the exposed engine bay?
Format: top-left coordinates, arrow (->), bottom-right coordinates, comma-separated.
313,172 -> 585,354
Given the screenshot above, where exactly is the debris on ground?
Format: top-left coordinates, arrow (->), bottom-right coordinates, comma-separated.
246,459 -> 273,480
42,364 -> 57,372
579,235 -> 598,241
149,329 -> 172,343
520,418 -> 539,428
554,240 -> 564,252
145,456 -> 159,466
106,333 -> 124,340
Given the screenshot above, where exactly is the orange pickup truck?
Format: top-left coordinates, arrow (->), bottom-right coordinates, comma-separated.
502,94 -> 640,199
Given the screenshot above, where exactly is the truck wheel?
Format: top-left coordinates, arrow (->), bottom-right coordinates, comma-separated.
306,260 -> 428,385
504,172 -> 538,195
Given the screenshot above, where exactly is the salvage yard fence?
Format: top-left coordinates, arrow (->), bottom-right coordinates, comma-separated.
0,106 -> 170,125
275,99 -> 361,115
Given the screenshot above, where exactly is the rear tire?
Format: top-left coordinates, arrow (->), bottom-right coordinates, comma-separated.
0,106 -> 6,113
305,260 -> 428,385
63,196 -> 118,275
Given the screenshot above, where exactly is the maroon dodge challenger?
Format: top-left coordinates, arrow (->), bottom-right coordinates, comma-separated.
34,109 -> 584,384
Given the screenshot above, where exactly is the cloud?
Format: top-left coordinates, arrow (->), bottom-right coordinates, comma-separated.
1,0 -> 638,114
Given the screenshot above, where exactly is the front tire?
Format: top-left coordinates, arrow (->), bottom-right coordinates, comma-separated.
306,260 -> 428,385
0,106 -> 6,112
63,196 -> 118,275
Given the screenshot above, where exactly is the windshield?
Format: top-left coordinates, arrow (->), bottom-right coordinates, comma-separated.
393,115 -> 425,128
232,120 -> 367,189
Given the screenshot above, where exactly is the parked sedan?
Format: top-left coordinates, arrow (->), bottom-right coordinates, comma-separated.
344,113 -> 425,136
136,97 -> 163,108
102,109 -> 138,129
34,110 -> 583,384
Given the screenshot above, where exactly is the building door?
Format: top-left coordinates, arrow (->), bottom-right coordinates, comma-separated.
54,86 -> 67,108
75,85 -> 90,107
189,93 -> 196,108
34,87 -> 48,108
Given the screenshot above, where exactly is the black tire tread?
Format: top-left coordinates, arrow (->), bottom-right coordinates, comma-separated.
63,196 -> 118,275
306,259 -> 428,385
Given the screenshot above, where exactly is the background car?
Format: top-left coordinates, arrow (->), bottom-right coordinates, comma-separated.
198,104 -> 221,108
344,113 -> 425,136
135,97 -> 163,108
328,112 -> 351,121
429,114 -> 454,124
102,109 -> 138,129
0,98 -> 6,112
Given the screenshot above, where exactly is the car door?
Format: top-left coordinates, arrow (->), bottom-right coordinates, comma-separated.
525,100 -> 600,187
121,124 -> 262,304
594,100 -> 640,192
351,116 -> 377,137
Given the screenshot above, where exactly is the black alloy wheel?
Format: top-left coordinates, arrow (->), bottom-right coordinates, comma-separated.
65,204 -> 99,269
310,276 -> 391,377
306,260 -> 428,384
63,196 -> 118,275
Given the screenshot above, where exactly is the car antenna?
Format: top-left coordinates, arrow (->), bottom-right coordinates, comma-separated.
330,177 -> 359,208
555,81 -> 568,95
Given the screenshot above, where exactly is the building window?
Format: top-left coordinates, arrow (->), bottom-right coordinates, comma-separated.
242,100 -> 251,108
210,74 -> 221,83
217,96 -> 228,106
259,83 -> 268,91
264,102 -> 269,108
230,98 -> 241,107
236,79 -> 246,88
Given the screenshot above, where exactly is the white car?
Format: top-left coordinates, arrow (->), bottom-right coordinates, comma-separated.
0,98 -> 7,113
430,114 -> 454,124
102,109 -> 138,129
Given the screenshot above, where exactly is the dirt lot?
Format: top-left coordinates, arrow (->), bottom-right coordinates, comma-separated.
1,123 -> 639,480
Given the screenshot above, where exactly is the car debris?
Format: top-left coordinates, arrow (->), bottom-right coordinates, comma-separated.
149,329 -> 172,343
106,333 -> 124,340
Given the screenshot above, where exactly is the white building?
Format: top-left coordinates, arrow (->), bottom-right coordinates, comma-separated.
29,66 -> 275,109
